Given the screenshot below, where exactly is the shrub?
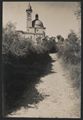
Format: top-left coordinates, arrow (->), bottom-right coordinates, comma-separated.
57,31 -> 81,64
2,22 -> 54,115
3,22 -> 57,59
2,22 -> 17,54
57,31 -> 81,89
42,36 -> 57,53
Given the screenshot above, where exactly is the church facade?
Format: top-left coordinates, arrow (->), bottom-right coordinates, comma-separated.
17,3 -> 46,42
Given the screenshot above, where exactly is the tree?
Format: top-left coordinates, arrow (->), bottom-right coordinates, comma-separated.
74,2 -> 81,39
2,22 -> 17,54
74,2 -> 81,20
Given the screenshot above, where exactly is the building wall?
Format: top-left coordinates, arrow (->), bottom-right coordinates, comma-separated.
27,27 -> 34,33
24,34 -> 35,40
27,28 -> 45,34
35,28 -> 45,34
17,27 -> 45,43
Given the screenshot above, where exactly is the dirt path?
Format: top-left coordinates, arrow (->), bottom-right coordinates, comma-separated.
8,54 -> 80,118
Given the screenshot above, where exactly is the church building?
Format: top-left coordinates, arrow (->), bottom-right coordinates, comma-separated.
17,3 -> 46,42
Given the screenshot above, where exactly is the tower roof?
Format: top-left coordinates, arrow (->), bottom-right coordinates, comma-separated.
26,2 -> 32,12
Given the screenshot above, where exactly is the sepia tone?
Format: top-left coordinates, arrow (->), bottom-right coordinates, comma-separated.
2,2 -> 81,118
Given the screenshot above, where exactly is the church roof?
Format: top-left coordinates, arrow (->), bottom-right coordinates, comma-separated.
32,14 -> 45,28
34,20 -> 44,28
32,18 -> 45,29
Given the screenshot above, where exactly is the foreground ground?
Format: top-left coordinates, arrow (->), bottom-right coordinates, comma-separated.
7,54 -> 80,118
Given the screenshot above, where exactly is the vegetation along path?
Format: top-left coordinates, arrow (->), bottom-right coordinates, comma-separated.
8,54 -> 80,118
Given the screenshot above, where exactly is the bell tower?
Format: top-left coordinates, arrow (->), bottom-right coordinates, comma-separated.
26,3 -> 32,31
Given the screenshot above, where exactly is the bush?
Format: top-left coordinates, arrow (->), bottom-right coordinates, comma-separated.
2,22 -> 17,54
42,36 -> 57,53
57,31 -> 81,64
2,22 -> 54,115
3,23 -> 57,59
57,31 -> 81,89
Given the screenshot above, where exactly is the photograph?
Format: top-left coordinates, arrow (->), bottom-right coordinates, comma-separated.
2,1 -> 81,118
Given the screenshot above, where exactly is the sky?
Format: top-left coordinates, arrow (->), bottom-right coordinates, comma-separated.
3,2 -> 81,38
